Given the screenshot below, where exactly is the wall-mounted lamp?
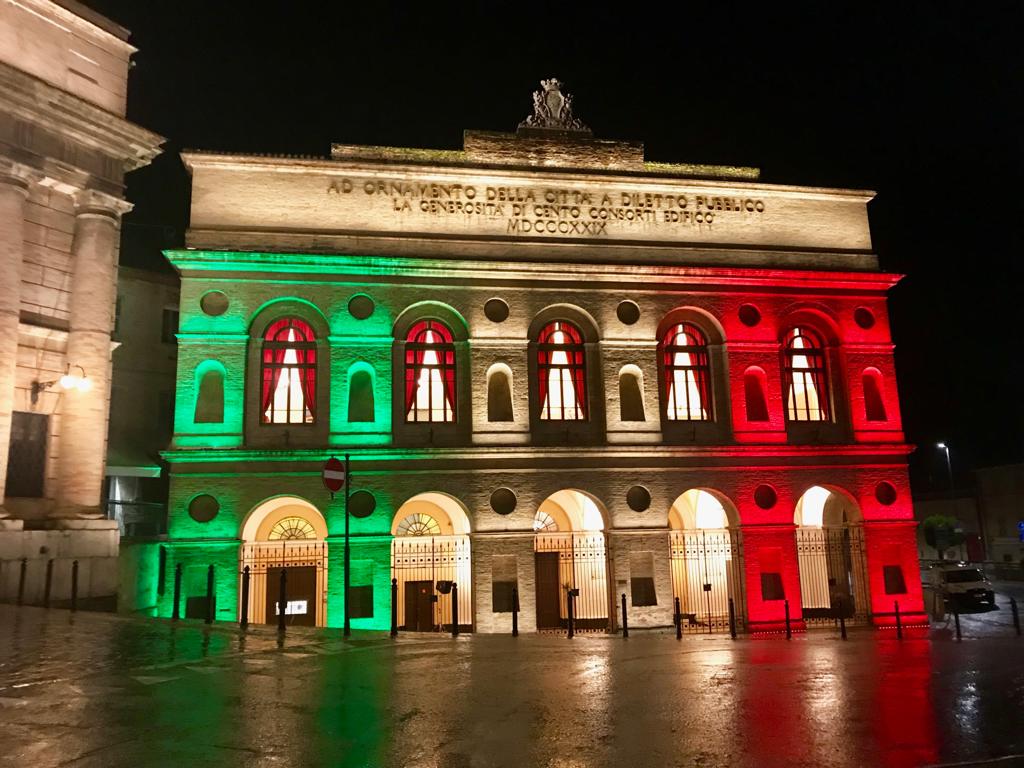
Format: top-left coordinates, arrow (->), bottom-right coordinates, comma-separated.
31,365 -> 90,405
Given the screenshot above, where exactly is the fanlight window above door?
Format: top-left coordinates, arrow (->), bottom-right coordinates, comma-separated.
267,516 -> 317,540
396,513 -> 441,536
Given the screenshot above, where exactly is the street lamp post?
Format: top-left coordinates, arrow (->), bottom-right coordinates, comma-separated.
937,442 -> 986,562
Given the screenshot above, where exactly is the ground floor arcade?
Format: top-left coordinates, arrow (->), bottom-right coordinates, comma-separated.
154,474 -> 925,634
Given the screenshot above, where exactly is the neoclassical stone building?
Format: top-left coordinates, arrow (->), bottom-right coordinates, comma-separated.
158,81 -> 924,633
0,0 -> 162,602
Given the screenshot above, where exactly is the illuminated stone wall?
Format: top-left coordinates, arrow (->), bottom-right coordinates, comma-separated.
162,123 -> 923,632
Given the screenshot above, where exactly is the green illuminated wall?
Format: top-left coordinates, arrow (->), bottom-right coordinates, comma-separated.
158,248 -> 497,630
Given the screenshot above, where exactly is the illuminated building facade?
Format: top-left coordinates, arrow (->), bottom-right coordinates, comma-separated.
0,0 -> 162,602
157,80 -> 924,632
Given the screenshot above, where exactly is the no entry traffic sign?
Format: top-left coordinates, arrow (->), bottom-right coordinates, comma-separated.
322,456 -> 346,494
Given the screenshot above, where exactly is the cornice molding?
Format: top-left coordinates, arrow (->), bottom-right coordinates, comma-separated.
0,61 -> 163,171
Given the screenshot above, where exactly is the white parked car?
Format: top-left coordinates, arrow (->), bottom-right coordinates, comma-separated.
928,563 -> 996,608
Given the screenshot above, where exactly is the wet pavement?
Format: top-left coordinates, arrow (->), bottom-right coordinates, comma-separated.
1,603 -> 1023,768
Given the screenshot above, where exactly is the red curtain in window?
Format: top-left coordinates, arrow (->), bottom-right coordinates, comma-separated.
537,321 -> 586,417
261,318 -> 317,420
296,323 -> 316,419
404,320 -> 456,416
261,319 -> 290,415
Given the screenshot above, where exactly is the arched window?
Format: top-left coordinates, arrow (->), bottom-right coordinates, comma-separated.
261,318 -> 317,424
194,368 -> 224,424
487,365 -> 514,422
743,366 -> 770,422
862,368 -> 887,421
405,320 -> 456,422
618,366 -> 646,421
537,321 -> 586,420
782,327 -> 830,422
660,322 -> 711,421
348,368 -> 375,423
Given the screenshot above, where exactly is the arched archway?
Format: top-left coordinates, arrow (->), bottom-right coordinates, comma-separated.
240,496 -> 328,627
391,493 -> 472,632
533,489 -> 610,631
793,485 -> 870,626
668,489 -> 745,634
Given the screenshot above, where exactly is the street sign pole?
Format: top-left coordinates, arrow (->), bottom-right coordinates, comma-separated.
343,453 -> 351,638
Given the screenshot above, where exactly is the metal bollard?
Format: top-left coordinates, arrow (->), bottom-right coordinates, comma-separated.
70,560 -> 79,613
43,559 -> 53,608
205,565 -> 215,625
621,593 -> 629,639
784,599 -> 792,640
729,597 -> 737,640
240,566 -> 250,630
894,600 -> 902,640
17,558 -> 26,605
451,583 -> 459,637
277,568 -> 287,633
172,563 -> 182,621
953,606 -> 961,641
674,596 -> 682,640
839,597 -> 847,640
511,586 -> 519,637
567,587 -> 575,639
390,578 -> 398,637
1011,597 -> 1021,637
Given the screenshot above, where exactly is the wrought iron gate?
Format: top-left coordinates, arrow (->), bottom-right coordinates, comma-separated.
796,525 -> 870,626
669,529 -> 746,634
391,535 -> 472,631
240,541 -> 328,626
534,532 -> 609,630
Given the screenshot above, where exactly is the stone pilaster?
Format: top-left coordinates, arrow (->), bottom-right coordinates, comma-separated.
0,160 -> 36,529
52,189 -> 131,524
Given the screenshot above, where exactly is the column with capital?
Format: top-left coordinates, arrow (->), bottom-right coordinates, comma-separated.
52,189 -> 132,523
0,160 -> 35,528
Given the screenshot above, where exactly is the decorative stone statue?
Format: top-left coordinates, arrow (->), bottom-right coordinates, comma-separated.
518,78 -> 590,134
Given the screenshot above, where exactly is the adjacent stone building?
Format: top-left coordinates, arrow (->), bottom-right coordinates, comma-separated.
0,0 -> 162,602
156,80 -> 924,632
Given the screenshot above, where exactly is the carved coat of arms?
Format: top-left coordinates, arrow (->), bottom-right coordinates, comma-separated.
519,78 -> 590,133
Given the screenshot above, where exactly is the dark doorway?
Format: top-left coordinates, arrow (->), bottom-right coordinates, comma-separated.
6,412 -> 47,498
534,551 -> 562,629
403,580 -> 435,631
265,566 -> 317,626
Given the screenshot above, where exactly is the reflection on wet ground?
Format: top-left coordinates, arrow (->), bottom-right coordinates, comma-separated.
1,604 -> 1023,767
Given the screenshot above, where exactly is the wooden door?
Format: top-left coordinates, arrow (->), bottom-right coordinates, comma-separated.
535,551 -> 562,629
404,580 -> 434,631
265,566 -> 317,626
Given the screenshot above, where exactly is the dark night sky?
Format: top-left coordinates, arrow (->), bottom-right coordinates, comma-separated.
84,1 -> 1024,486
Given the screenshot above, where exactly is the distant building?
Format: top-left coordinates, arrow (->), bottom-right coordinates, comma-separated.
151,80 -> 925,632
107,266 -> 180,537
0,0 -> 162,603
976,464 -> 1024,565
914,464 -> 1024,567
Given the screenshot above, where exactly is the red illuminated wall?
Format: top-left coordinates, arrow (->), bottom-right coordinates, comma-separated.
657,266 -> 924,629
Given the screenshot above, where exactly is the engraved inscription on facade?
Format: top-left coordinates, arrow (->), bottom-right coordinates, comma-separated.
326,178 -> 765,238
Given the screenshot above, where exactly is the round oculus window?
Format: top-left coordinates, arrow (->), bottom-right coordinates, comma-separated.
738,304 -> 761,327
188,494 -> 220,523
626,485 -> 651,512
348,294 -> 375,320
754,484 -> 778,510
875,482 -> 898,506
616,300 -> 641,325
199,291 -> 229,317
349,490 -> 377,519
854,307 -> 876,330
484,298 -> 510,323
489,487 -> 517,515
